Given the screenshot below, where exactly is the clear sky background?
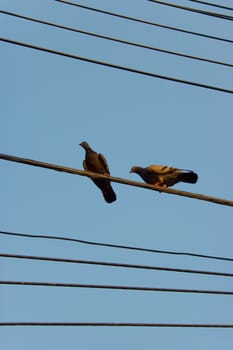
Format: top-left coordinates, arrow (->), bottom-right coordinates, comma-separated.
1,0 -> 233,349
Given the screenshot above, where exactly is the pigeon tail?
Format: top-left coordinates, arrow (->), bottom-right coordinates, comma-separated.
179,171 -> 198,184
102,185 -> 117,203
93,178 -> 116,203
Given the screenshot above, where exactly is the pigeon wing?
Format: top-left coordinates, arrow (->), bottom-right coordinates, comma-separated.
147,165 -> 177,175
98,153 -> 110,174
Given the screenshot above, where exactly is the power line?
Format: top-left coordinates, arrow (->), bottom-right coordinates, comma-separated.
1,230 -> 233,263
2,11 -> 232,68
1,253 -> 233,278
3,39 -> 232,94
2,39 -> 232,95
1,153 -> 233,207
188,0 -> 233,12
1,322 -> 233,327
53,0 -> 233,43
148,0 -> 233,20
1,280 -> 233,295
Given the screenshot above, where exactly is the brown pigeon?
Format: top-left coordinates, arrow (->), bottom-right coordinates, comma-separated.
80,141 -> 116,203
130,164 -> 198,188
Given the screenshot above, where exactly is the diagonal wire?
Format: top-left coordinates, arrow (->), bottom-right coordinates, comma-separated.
1,253 -> 233,278
1,230 -> 233,262
1,280 -> 233,295
53,0 -> 233,44
148,0 -> 233,20
188,0 -> 233,12
1,322 -> 233,327
3,38 -> 232,94
1,153 -> 233,207
1,36 -> 233,93
1,10 -> 232,68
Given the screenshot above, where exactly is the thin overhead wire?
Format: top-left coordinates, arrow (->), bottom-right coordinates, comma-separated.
2,11 -> 232,68
1,322 -> 233,327
188,0 -> 233,12
3,38 -> 233,95
53,0 -> 233,43
148,0 -> 233,20
1,253 -> 233,278
3,39 -> 232,94
1,230 -> 233,263
1,280 -> 233,295
1,153 -> 233,207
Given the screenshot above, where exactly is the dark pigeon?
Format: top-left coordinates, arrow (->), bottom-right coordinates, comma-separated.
130,164 -> 198,188
80,141 -> 116,203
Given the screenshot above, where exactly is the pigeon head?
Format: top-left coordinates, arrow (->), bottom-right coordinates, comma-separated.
130,166 -> 143,174
79,141 -> 91,150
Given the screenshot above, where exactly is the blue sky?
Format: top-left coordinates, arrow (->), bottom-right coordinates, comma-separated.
1,0 -> 233,349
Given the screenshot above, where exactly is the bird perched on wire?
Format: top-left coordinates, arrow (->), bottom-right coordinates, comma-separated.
130,164 -> 198,188
80,141 -> 117,203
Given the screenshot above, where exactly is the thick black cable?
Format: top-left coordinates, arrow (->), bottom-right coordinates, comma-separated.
1,322 -> 233,327
1,153 -> 233,207
148,0 -> 233,20
1,231 -> 233,263
1,280 -> 233,295
188,0 -> 233,12
1,38 -> 233,95
2,10 -> 232,68
1,253 -> 233,278
54,0 -> 233,44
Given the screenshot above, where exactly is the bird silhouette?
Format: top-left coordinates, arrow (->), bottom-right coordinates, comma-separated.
80,141 -> 117,203
130,164 -> 198,187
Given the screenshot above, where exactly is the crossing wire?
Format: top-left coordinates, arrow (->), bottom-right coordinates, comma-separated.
1,253 -> 233,278
148,0 -> 233,20
1,230 -> 233,262
1,280 -> 233,295
1,153 -> 233,207
1,10 -> 232,68
54,0 -> 233,44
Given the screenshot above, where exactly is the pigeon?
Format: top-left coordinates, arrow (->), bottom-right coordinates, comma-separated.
130,164 -> 198,188
80,141 -> 116,203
